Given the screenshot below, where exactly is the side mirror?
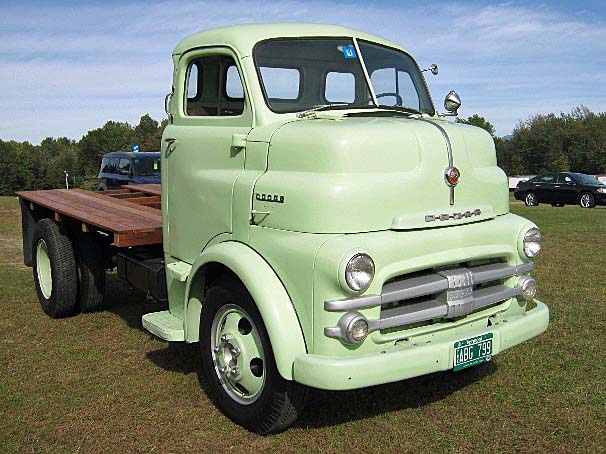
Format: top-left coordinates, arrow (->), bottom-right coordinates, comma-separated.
444,90 -> 461,116
422,64 -> 439,75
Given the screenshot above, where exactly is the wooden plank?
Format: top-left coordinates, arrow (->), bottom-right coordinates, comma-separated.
115,229 -> 163,247
126,196 -> 161,204
110,192 -> 146,199
121,184 -> 162,196
100,189 -> 131,195
142,201 -> 162,209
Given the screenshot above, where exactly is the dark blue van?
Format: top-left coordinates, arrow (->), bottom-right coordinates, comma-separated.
97,151 -> 161,190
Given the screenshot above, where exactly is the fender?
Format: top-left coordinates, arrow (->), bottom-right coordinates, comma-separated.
184,241 -> 307,380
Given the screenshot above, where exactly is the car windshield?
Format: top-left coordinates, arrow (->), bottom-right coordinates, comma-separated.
573,174 -> 602,185
134,157 -> 160,176
254,38 -> 434,115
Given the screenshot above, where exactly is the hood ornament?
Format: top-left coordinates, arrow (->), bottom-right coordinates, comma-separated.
445,166 -> 460,187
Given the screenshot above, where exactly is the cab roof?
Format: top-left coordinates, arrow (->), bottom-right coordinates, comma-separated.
173,23 -> 408,58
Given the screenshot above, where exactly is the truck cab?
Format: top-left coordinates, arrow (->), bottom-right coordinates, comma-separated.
154,23 -> 549,433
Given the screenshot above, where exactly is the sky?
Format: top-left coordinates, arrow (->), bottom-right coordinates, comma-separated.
1,0 -> 606,143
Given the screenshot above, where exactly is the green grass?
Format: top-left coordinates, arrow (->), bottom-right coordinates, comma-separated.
1,197 -> 605,451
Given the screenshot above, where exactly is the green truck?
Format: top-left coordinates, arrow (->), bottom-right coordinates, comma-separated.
17,24 -> 549,434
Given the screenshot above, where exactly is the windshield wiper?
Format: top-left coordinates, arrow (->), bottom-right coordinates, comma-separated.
373,105 -> 423,115
296,103 -> 351,118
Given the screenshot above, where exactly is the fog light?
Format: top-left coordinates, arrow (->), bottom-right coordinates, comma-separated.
345,253 -> 375,292
523,227 -> 542,258
348,317 -> 369,343
517,275 -> 537,301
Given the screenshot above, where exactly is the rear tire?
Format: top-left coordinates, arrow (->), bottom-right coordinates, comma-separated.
525,192 -> 538,206
579,192 -> 595,208
76,234 -> 106,312
199,275 -> 308,434
32,219 -> 78,318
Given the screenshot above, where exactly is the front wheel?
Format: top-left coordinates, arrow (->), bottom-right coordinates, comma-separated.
200,276 -> 308,434
525,192 -> 539,206
579,192 -> 595,208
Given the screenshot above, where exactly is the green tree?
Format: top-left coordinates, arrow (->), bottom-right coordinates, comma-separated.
78,121 -> 135,176
456,114 -> 496,138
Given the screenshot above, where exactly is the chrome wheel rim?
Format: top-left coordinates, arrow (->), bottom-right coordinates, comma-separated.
36,239 -> 52,299
526,193 -> 536,206
581,193 -> 592,208
210,304 -> 266,405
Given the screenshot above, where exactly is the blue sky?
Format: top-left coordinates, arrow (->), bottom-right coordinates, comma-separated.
1,0 -> 605,143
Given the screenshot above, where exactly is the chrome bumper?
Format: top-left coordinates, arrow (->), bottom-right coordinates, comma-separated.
325,261 -> 534,339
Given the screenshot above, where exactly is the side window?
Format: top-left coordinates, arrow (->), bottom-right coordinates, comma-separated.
538,174 -> 556,183
185,55 -> 245,117
118,158 -> 131,176
259,67 -> 301,100
225,65 -> 244,99
562,174 -> 574,184
100,158 -> 109,173
325,72 -> 355,103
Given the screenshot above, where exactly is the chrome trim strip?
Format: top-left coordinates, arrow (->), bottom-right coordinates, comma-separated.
325,262 -> 533,312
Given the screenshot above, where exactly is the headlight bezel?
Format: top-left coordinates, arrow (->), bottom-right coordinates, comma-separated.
521,226 -> 542,258
342,252 -> 375,293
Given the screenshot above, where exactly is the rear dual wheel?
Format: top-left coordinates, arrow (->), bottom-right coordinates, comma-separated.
32,219 -> 106,317
200,276 -> 308,434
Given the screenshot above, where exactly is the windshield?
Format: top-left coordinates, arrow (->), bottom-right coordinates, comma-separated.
572,173 -> 602,185
254,38 -> 434,115
134,157 -> 160,176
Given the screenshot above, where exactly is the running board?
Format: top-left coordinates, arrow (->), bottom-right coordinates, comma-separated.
142,311 -> 185,341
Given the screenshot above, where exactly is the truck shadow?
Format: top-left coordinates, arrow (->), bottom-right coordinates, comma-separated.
294,362 -> 496,429
104,275 -> 498,429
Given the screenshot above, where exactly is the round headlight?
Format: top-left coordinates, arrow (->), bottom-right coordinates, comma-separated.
345,253 -> 375,292
523,227 -> 542,258
517,275 -> 537,301
347,317 -> 369,343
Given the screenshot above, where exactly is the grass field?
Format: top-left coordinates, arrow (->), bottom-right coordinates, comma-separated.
1,196 -> 605,452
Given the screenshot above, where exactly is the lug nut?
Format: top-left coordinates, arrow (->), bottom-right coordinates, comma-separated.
213,345 -> 221,353
218,366 -> 228,374
230,367 -> 240,377
231,347 -> 241,357
220,334 -> 233,342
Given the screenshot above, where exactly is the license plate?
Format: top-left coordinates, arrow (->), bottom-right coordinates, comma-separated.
453,333 -> 493,371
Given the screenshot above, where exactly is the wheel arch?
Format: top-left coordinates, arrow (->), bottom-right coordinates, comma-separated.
184,241 -> 307,380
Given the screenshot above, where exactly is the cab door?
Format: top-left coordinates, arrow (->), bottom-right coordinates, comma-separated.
163,48 -> 252,264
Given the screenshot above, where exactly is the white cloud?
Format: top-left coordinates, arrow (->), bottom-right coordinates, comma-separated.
1,0 -> 605,142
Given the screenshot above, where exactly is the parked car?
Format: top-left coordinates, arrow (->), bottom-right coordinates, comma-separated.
97,151 -> 161,190
514,172 -> 606,208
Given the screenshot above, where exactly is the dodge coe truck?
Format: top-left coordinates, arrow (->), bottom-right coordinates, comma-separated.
17,24 -> 549,434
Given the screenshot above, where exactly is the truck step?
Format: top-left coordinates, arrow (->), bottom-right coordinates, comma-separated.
142,310 -> 185,341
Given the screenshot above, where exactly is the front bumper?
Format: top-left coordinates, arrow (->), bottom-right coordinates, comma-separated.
293,300 -> 548,390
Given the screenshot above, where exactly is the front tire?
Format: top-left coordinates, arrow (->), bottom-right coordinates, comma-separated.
32,219 -> 78,318
579,192 -> 595,208
200,275 -> 308,434
525,192 -> 539,206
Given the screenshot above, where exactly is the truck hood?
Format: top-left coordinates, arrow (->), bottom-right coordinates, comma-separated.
252,115 -> 508,234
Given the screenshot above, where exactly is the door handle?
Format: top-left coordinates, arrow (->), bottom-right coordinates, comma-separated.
555,185 -> 560,188
164,137 -> 176,144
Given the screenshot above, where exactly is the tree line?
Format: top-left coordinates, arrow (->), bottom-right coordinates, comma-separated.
1,106 -> 605,196
0,114 -> 167,195
458,106 -> 606,176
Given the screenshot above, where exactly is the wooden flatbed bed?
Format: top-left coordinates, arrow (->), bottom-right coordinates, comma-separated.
17,184 -> 162,247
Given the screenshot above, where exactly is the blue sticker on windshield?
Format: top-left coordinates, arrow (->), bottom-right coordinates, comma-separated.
342,45 -> 357,59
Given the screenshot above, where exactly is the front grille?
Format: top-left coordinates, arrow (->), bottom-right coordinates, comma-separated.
324,259 -> 534,339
